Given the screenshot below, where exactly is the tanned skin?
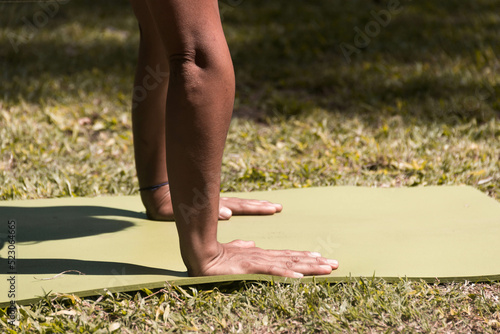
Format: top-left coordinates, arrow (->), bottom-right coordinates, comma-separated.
130,0 -> 339,277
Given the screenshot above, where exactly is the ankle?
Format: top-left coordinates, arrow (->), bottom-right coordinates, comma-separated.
140,184 -> 174,220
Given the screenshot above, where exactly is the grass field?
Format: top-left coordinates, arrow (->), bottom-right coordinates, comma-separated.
1,0 -> 499,332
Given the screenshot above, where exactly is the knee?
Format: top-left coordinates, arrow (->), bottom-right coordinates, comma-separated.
167,50 -> 205,99
167,45 -> 233,96
168,48 -> 210,78
167,36 -> 231,76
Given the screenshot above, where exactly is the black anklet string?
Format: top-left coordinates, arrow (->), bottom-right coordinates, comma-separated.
139,181 -> 169,191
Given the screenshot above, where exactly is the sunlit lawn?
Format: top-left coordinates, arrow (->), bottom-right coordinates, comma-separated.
1,0 -> 499,332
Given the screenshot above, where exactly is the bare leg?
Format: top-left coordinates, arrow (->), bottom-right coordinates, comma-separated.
130,0 -> 338,277
130,1 -> 173,220
131,1 -> 282,221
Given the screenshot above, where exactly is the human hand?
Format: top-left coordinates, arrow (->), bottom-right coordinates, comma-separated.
218,197 -> 282,219
190,239 -> 339,278
141,185 -> 282,221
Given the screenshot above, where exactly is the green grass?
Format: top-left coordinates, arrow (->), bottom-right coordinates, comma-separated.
1,0 -> 499,332
2,280 -> 500,333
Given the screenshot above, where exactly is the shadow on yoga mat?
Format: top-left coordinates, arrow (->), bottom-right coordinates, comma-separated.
0,206 -> 183,275
0,205 -> 141,244
1,186 -> 500,307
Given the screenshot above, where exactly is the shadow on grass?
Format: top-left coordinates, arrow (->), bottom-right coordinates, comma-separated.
0,0 -> 498,123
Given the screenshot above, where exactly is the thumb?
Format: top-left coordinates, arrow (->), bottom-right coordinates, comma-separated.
219,206 -> 232,220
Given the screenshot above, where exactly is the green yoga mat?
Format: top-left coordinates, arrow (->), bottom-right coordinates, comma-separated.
1,186 -> 500,307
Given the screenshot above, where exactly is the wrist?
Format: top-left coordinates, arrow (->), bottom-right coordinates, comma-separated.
180,240 -> 221,276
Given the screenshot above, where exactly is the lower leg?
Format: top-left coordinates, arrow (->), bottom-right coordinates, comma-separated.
130,0 -> 282,222
129,0 -> 337,277
130,2 -> 173,219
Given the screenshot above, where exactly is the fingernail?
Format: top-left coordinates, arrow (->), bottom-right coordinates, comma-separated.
220,207 -> 232,219
293,272 -> 304,278
309,252 -> 322,257
327,259 -> 339,267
